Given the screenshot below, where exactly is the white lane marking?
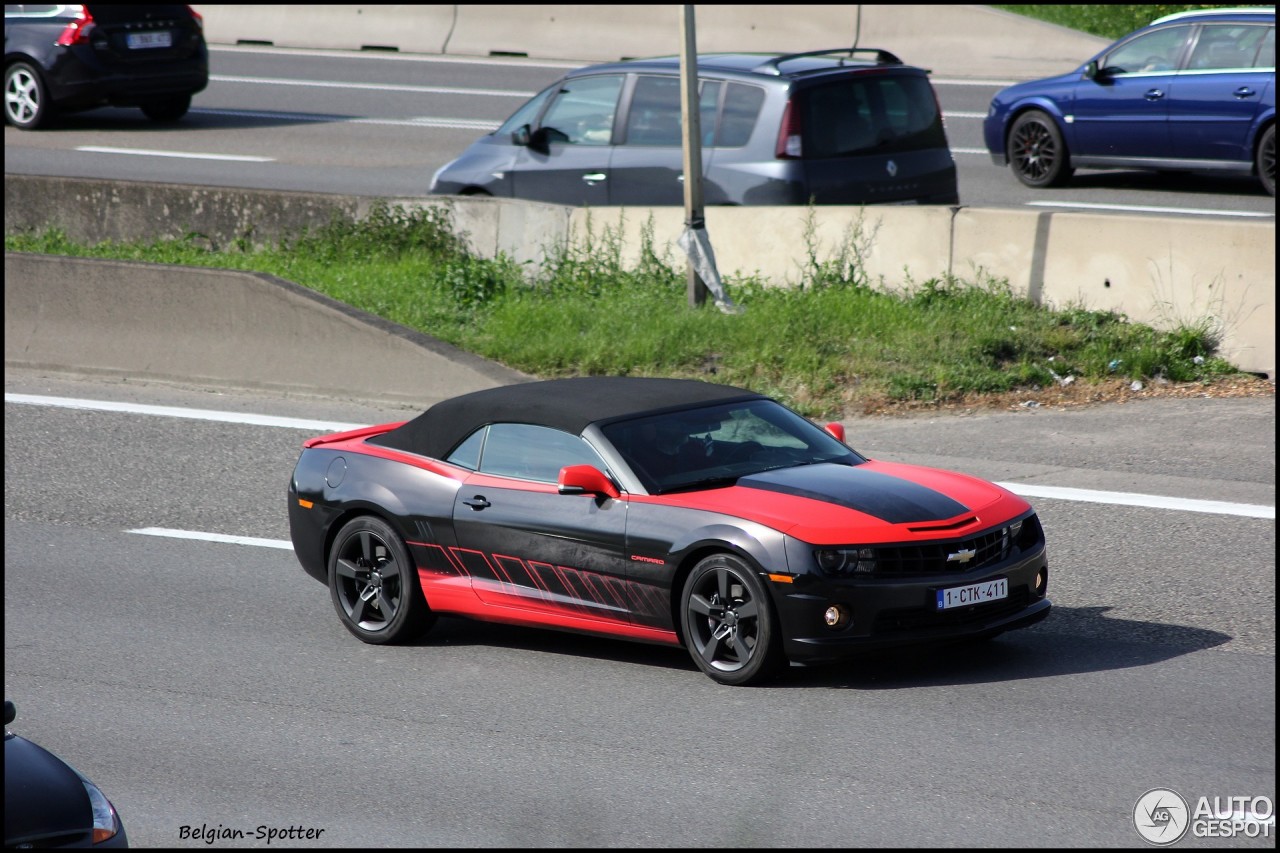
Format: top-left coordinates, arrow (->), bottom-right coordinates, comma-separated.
1026,200 -> 1273,218
943,111 -> 987,119
74,146 -> 275,162
130,527 -> 295,550
996,483 -> 1274,520
211,74 -> 535,98
190,107 -> 499,130
5,394 -> 364,432
8,393 -> 1273,519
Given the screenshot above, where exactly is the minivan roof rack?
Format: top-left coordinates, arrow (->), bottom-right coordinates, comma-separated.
753,47 -> 904,75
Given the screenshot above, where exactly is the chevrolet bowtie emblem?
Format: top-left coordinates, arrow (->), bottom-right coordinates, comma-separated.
946,548 -> 977,564
886,159 -> 898,177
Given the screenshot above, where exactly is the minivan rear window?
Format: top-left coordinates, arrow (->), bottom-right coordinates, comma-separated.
801,74 -> 946,159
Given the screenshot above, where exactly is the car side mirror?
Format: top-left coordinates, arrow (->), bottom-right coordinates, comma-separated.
824,422 -> 846,443
512,123 -> 532,147
1084,60 -> 1098,80
558,464 -> 620,499
524,126 -> 552,155
4,700 -> 15,726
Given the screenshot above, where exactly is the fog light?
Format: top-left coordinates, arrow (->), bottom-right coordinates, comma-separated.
1035,569 -> 1048,596
823,605 -> 850,629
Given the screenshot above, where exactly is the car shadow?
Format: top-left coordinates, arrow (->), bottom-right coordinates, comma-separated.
408,604 -> 1232,687
1064,168 -> 1270,198
37,106 -> 351,132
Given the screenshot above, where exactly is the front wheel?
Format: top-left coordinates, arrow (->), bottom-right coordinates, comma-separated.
328,516 -> 436,644
680,554 -> 784,686
1257,124 -> 1275,197
1008,110 -> 1072,188
5,61 -> 52,129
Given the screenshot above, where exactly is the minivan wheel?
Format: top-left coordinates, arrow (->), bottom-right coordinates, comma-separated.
1008,110 -> 1072,188
141,94 -> 192,122
5,62 -> 51,129
1258,125 -> 1275,197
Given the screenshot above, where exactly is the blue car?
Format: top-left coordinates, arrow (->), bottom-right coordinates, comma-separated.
984,8 -> 1275,195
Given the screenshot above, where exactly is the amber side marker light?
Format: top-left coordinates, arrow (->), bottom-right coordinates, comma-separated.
298,498 -> 314,509
768,573 -> 794,584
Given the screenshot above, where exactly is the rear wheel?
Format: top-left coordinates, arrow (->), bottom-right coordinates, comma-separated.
328,516 -> 435,644
1008,110 -> 1072,188
1258,124 -> 1275,197
5,61 -> 51,129
680,554 -> 784,686
141,94 -> 191,122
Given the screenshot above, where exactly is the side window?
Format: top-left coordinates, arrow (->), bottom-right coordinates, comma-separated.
477,423 -> 607,483
1101,25 -> 1192,74
1188,24 -> 1260,70
539,75 -> 624,146
445,427 -> 486,471
699,80 -> 721,147
1250,26 -> 1274,68
496,84 -> 556,136
715,83 -> 764,148
625,75 -> 682,146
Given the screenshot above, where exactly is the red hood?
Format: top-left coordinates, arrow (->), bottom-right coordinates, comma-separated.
647,460 -> 1029,544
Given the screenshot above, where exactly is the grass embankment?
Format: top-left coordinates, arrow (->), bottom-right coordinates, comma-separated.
994,4 -> 1253,39
6,203 -> 1253,419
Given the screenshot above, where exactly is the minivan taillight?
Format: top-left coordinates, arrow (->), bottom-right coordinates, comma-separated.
55,6 -> 94,46
775,98 -> 802,159
187,5 -> 204,30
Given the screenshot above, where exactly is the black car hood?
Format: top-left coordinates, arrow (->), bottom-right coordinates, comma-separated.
737,462 -> 973,524
4,733 -> 92,845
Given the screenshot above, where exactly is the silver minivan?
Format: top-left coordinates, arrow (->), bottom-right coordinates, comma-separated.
430,48 -> 959,206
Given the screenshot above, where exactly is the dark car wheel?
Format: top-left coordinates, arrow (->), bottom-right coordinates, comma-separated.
1008,110 -> 1072,188
680,553 -> 784,686
141,94 -> 192,122
1258,124 -> 1276,197
329,516 -> 436,644
4,62 -> 52,129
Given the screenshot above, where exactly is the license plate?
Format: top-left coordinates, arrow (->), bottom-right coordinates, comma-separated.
127,31 -> 172,49
936,578 -> 1007,610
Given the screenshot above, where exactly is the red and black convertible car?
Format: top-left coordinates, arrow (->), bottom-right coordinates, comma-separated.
288,377 -> 1050,685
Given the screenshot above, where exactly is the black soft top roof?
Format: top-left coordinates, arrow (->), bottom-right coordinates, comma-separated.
368,376 -> 764,460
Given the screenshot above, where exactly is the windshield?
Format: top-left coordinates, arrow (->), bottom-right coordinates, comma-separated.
600,399 -> 863,494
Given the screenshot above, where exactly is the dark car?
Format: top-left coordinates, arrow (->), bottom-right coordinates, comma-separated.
983,8 -> 1275,195
430,47 -> 959,207
288,377 -> 1049,686
4,700 -> 128,848
4,3 -> 208,129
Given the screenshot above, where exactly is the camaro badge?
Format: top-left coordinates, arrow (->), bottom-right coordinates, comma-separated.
947,548 -> 977,564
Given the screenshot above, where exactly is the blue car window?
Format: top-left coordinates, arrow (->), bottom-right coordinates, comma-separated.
1252,26 -> 1275,68
478,423 -> 607,483
1102,25 -> 1192,74
1189,25 -> 1259,70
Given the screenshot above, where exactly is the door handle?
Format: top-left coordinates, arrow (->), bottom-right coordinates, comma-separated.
462,496 -> 490,510
1144,88 -> 1165,101
1233,87 -> 1257,99
582,172 -> 606,185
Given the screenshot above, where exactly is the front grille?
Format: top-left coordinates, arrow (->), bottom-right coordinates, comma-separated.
874,526 -> 1010,576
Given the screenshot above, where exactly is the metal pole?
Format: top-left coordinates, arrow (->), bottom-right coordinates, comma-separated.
679,5 -> 708,307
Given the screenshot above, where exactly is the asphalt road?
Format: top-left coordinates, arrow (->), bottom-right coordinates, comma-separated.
3,45 -> 1275,218
3,370 -> 1274,848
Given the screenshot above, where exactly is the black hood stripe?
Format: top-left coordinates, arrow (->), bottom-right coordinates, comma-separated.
739,464 -> 970,524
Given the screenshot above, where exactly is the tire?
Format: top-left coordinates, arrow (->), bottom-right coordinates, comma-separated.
1007,110 -> 1072,188
328,516 -> 436,645
5,61 -> 52,129
680,553 -> 784,686
141,94 -> 191,122
1258,124 -> 1275,197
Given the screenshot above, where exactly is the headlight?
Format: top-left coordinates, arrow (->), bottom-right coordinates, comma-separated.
814,547 -> 876,576
74,770 -> 120,844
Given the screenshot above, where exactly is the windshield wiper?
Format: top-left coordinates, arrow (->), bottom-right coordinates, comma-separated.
659,475 -> 740,494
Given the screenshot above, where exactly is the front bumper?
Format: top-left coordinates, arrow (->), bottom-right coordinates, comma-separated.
775,545 -> 1050,664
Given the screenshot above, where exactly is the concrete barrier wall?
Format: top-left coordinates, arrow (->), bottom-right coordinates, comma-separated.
3,253 -> 528,405
5,175 -> 1274,378
193,4 -> 1107,79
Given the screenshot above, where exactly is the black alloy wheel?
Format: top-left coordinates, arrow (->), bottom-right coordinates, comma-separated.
328,516 -> 435,644
1258,124 -> 1275,197
4,62 -> 51,129
1008,110 -> 1072,188
680,554 -> 783,686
